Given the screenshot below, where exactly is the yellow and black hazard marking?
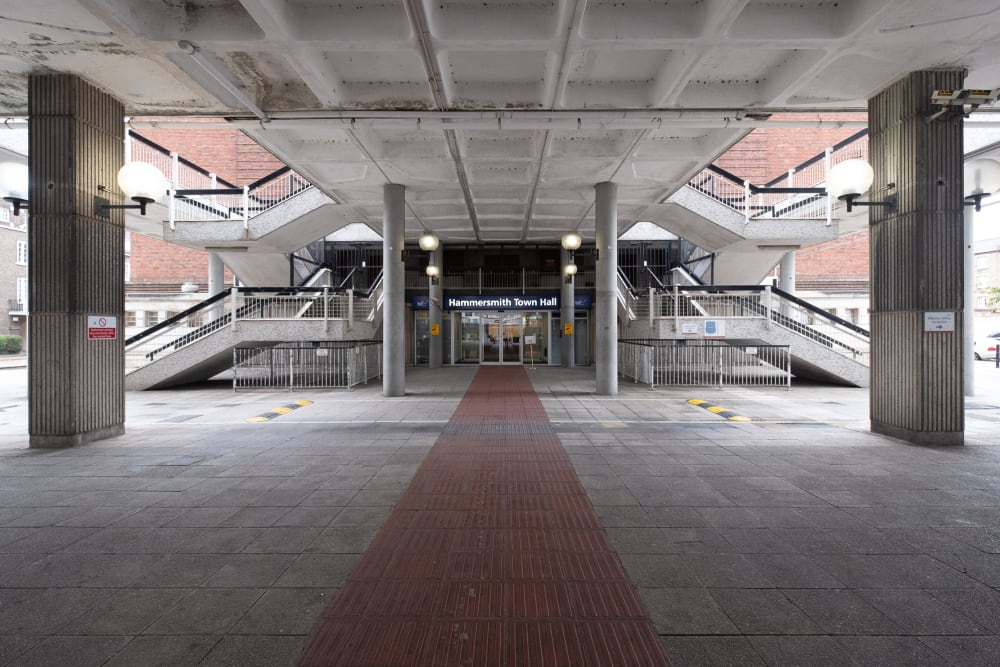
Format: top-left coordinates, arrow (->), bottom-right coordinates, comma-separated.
687,399 -> 751,422
247,400 -> 313,423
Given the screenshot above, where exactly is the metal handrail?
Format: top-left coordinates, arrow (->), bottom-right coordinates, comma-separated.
685,130 -> 869,222
128,130 -> 315,226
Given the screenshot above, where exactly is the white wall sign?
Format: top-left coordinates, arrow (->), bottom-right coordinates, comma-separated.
87,315 -> 117,340
524,335 -> 536,345
680,322 -> 699,335
704,320 -> 726,338
924,311 -> 955,333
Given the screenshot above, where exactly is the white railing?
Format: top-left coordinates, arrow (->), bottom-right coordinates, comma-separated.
619,340 -> 792,389
233,342 -> 382,391
647,285 -> 870,363
125,286 -> 381,373
127,131 -> 315,230
686,131 -> 869,224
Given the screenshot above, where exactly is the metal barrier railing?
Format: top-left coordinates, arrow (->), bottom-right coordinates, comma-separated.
233,341 -> 382,391
127,131 -> 315,230
619,339 -> 791,389
645,284 -> 869,363
125,283 -> 382,373
686,129 -> 869,224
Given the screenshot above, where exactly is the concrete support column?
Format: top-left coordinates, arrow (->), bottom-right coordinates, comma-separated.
28,74 -> 125,448
383,183 -> 405,396
560,247 -> 575,368
208,252 -> 225,321
778,251 -> 796,294
869,69 -> 965,445
964,205 -> 975,397
428,247 -> 443,369
595,182 -> 618,395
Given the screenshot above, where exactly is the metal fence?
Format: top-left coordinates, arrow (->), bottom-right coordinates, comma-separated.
619,339 -> 791,389
233,341 -> 382,391
126,285 -> 383,373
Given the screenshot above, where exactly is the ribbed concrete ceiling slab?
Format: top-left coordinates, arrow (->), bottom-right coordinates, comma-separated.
1,1 -> 999,245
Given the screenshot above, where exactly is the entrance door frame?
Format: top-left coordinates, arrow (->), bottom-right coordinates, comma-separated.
481,311 -> 522,365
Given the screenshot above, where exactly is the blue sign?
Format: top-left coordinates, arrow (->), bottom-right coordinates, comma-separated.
444,295 -> 559,310
415,294 -> 592,311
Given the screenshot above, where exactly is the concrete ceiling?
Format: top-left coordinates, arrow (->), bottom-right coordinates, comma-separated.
3,1 -> 1000,244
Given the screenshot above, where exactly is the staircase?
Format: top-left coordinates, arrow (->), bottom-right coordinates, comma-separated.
126,273 -> 383,390
620,271 -> 869,387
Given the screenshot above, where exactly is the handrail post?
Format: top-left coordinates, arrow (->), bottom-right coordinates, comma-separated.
743,180 -> 750,224
648,287 -> 654,326
242,185 -> 249,230
230,286 -> 238,326
169,151 -> 179,231
824,147 -> 833,226
478,267 -> 483,295
522,267 -> 526,295
673,284 -> 679,330
323,286 -> 330,333
347,288 -> 354,330
765,284 -> 772,329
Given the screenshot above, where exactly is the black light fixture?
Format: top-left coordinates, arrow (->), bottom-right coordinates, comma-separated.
964,158 -> 1000,212
96,162 -> 170,217
0,162 -> 28,216
826,158 -> 897,214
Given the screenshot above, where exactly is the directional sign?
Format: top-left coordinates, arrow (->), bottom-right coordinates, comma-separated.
924,311 -> 955,333
563,323 -> 573,335
430,323 -> 440,336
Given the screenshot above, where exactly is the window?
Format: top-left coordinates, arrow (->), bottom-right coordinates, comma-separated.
146,311 -> 160,326
125,311 -> 138,327
16,277 -> 27,307
846,308 -> 859,324
16,240 -> 27,266
124,259 -> 130,282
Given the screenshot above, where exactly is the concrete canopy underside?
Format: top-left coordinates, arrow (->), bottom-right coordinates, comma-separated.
2,2 -> 1000,247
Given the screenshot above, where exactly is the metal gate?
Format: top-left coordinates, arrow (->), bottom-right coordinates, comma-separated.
619,340 -> 791,389
233,341 -> 382,391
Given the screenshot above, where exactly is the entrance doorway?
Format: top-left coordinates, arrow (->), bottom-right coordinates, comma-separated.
482,312 -> 522,364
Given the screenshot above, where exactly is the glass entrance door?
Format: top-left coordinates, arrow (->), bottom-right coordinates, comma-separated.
482,312 -> 522,364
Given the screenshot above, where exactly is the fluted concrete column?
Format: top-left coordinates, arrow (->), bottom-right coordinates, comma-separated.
560,247 -> 575,368
28,74 -> 125,448
428,247 -> 443,369
208,252 -> 225,322
595,182 -> 618,395
383,184 -> 405,396
869,69 -> 965,445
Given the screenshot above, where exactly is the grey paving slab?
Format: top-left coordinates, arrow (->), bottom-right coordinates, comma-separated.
660,635 -> 767,667
0,367 -> 1000,665
144,588 -> 265,635
10,636 -> 130,667
199,635 -> 307,667
102,635 -> 220,667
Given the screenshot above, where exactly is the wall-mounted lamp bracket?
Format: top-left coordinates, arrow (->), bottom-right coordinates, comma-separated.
965,192 -> 991,212
3,197 -> 27,216
839,192 -> 897,214
95,195 -> 154,218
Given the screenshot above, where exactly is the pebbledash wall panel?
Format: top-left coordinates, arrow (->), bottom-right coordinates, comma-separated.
28,74 -> 125,447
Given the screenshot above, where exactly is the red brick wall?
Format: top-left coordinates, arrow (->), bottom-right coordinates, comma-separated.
795,229 -> 870,281
127,120 -> 281,290
716,112 -> 866,185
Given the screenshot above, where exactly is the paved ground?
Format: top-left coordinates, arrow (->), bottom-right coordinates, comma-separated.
1,364 -> 1000,665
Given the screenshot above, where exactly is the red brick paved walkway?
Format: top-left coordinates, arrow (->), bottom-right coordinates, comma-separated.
298,366 -> 670,666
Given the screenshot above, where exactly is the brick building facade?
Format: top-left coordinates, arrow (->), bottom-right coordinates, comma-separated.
126,122 -> 284,291
0,205 -> 27,339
